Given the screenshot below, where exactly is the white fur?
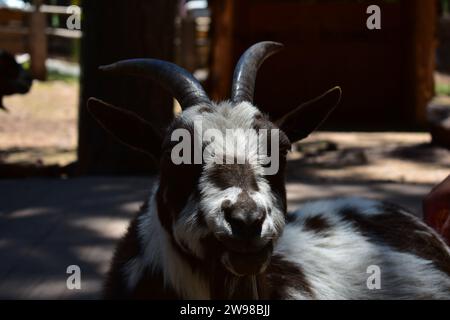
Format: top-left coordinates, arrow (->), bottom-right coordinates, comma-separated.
120,102 -> 450,300
191,102 -> 285,243
124,186 -> 210,299
123,187 -> 450,300
173,195 -> 209,258
275,198 -> 450,299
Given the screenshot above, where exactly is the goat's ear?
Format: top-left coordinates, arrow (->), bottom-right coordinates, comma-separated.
275,87 -> 342,143
87,98 -> 162,158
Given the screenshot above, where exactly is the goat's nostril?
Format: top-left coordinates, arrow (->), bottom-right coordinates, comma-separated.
224,207 -> 266,239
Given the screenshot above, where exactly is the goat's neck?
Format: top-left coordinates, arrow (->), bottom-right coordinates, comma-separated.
139,188 -> 210,299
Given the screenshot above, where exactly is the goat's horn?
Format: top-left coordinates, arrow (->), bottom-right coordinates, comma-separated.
99,59 -> 211,110
231,41 -> 284,104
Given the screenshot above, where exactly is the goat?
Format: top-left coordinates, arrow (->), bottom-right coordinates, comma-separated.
88,42 -> 450,299
0,50 -> 32,111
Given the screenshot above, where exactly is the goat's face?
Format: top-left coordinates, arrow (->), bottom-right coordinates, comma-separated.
159,102 -> 291,276
88,42 -> 342,277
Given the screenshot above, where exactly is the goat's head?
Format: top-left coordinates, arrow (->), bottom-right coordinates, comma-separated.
88,42 -> 341,279
0,50 -> 33,111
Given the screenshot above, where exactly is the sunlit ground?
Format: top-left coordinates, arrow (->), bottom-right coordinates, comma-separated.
294,132 -> 450,185
0,80 -> 78,167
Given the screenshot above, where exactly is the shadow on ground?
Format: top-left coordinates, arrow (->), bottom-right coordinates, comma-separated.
0,174 -> 434,299
0,177 -> 154,299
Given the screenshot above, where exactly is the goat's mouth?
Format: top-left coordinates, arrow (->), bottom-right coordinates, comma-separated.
220,243 -> 273,276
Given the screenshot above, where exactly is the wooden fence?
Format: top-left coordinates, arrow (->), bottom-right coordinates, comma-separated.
209,0 -> 437,129
0,0 -> 81,80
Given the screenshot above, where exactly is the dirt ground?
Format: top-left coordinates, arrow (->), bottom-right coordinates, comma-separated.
0,80 -> 78,167
292,132 -> 450,185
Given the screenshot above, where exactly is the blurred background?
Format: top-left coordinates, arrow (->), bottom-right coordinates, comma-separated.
0,0 -> 450,299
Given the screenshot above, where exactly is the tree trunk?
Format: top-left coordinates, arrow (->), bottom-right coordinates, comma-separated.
78,0 -> 177,175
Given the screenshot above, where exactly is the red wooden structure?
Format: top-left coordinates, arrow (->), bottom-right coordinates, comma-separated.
209,0 -> 437,129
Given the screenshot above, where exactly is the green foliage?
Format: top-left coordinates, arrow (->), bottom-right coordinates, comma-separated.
47,70 -> 79,83
436,83 -> 450,96
21,60 -> 30,71
443,0 -> 450,16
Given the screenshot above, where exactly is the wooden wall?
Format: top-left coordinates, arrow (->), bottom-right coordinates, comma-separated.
0,8 -> 28,54
77,0 -> 177,175
208,0 -> 437,130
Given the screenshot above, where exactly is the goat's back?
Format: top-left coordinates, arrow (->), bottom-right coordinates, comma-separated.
267,197 -> 450,299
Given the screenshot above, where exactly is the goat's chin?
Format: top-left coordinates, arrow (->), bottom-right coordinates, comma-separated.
221,244 -> 273,276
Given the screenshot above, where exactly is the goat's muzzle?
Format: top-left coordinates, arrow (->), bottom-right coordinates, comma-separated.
221,243 -> 273,277
215,202 -> 275,276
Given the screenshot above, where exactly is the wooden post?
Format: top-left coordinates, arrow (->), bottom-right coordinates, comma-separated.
408,0 -> 437,126
29,0 -> 48,80
208,0 -> 236,101
78,0 -> 177,175
179,13 -> 197,73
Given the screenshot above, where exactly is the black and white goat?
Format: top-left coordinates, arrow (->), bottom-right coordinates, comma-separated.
0,50 -> 32,111
88,42 -> 450,299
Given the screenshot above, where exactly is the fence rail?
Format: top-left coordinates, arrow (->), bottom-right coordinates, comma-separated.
0,1 -> 82,80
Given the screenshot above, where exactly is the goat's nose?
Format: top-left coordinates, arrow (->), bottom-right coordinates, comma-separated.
223,202 -> 266,239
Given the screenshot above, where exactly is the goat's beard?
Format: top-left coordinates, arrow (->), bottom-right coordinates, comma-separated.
201,232 -> 273,300
210,258 -> 270,300
201,235 -> 273,299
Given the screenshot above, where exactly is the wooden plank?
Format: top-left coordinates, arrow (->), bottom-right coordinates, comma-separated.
0,5 -> 81,16
78,0 -> 177,174
0,9 -> 27,26
0,26 -> 81,38
28,0 -> 48,80
409,0 -> 437,126
208,0 -> 236,101
0,26 -> 28,35
46,27 -> 81,39
0,8 -> 28,54
208,0 -> 437,129
179,16 -> 197,72
40,4 -> 82,15
0,35 -> 26,54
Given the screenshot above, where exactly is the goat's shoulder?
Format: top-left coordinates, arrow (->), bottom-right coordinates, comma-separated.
103,200 -> 178,299
269,197 -> 450,299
